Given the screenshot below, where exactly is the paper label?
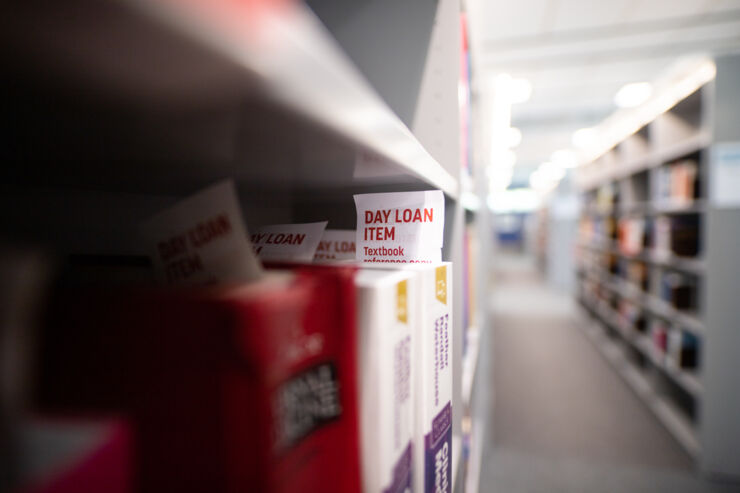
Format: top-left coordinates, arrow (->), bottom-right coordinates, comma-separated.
711,142 -> 740,208
140,180 -> 262,285
314,229 -> 356,261
397,280 -> 408,324
251,221 -> 328,262
354,191 -> 445,263
435,266 -> 447,305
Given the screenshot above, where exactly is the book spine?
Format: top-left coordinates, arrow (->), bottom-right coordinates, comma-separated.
418,264 -> 453,493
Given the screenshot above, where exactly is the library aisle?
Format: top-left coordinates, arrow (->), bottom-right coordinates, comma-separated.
480,252 -> 738,493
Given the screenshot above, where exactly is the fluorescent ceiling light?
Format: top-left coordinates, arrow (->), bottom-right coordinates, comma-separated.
614,82 -> 652,108
572,127 -> 596,149
488,166 -> 513,192
495,74 -> 532,104
551,149 -> 577,168
488,188 -> 540,213
506,127 -> 522,148
508,77 -> 532,104
490,149 -> 516,168
538,162 -> 566,181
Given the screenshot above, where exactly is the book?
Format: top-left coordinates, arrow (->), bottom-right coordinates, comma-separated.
366,262 -> 453,493
660,272 -> 696,310
36,266 -> 361,493
355,269 -> 415,493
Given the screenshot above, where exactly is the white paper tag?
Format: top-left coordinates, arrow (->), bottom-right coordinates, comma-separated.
141,180 -> 262,285
712,142 -> 740,209
314,229 -> 356,262
354,190 -> 445,263
251,221 -> 328,262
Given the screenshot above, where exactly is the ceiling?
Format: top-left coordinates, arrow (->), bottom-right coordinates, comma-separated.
466,0 -> 740,182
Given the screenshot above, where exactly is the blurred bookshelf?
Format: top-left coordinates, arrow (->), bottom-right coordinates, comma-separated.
575,55 -> 740,479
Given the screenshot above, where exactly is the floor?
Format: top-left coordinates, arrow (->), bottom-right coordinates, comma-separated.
478,253 -> 740,493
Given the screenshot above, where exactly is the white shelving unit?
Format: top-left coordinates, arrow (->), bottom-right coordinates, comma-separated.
2,0 -> 491,491
575,55 -> 740,480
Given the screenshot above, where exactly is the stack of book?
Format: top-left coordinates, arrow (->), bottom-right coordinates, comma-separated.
654,216 -> 701,258
24,182 -> 455,493
655,160 -> 699,204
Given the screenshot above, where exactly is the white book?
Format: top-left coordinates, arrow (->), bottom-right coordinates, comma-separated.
361,262 -> 453,493
356,269 -> 416,493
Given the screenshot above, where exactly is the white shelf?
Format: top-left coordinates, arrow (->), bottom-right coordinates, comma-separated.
651,200 -> 706,215
461,326 -> 481,408
577,240 -> 705,275
464,416 -> 485,493
577,131 -> 710,191
4,0 -> 458,198
647,251 -> 705,275
452,433 -> 462,492
654,131 -> 711,165
616,200 -> 706,216
579,317 -> 701,458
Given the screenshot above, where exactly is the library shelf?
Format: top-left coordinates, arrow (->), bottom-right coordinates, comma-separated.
452,433 -> 463,492
578,242 -> 705,275
577,315 -> 701,458
576,131 -> 711,192
654,131 -> 712,167
3,0 -> 491,491
651,199 -> 707,215
577,55 -> 740,479
587,298 -> 704,398
615,200 -> 706,216
584,267 -> 706,338
646,252 -> 705,275
464,416 -> 485,493
3,0 -> 458,199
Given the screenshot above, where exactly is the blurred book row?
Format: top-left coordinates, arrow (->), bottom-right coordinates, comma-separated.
0,181 -> 474,493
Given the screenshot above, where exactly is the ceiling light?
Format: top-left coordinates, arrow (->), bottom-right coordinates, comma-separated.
488,149 -> 516,169
551,149 -> 578,168
508,77 -> 532,104
538,162 -> 566,181
495,73 -> 532,104
488,188 -> 540,213
572,127 -> 596,149
506,127 -> 522,148
614,82 -> 652,108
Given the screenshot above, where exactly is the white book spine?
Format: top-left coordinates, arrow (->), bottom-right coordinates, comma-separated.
357,271 -> 415,493
415,263 -> 453,493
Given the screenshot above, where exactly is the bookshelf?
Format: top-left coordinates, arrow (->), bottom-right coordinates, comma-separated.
1,0 -> 490,491
575,55 -> 740,480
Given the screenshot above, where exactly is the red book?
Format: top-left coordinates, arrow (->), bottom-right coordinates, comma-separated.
37,266 -> 360,493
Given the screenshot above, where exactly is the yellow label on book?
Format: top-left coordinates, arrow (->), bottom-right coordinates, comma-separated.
397,280 -> 408,324
436,265 -> 447,305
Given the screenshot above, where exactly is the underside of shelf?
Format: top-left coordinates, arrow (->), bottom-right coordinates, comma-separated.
0,0 -> 458,199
